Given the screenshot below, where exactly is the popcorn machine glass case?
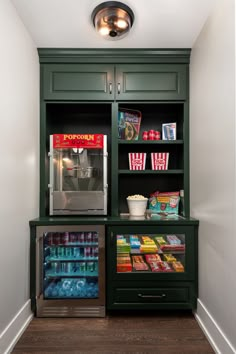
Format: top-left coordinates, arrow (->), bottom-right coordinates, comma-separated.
49,134 -> 108,215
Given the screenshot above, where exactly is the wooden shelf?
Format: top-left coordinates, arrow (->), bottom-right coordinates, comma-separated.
118,169 -> 184,174
118,140 -> 184,145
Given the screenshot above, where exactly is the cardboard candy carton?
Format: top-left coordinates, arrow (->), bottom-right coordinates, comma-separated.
151,152 -> 169,170
149,191 -> 180,215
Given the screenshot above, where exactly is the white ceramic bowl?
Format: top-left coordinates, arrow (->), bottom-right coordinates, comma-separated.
127,198 -> 148,216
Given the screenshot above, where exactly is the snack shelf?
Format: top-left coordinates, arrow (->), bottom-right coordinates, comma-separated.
118,169 -> 184,174
117,260 -> 185,274
128,249 -> 185,255
130,264 -> 183,273
118,140 -> 184,145
116,233 -> 186,274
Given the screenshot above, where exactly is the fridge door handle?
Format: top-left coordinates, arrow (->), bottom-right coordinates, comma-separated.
35,233 -> 44,299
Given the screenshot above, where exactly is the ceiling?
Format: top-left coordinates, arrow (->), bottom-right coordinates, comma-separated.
11,0 -> 216,48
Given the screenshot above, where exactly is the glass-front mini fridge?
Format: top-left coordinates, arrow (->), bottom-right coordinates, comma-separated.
48,134 -> 108,215
35,225 -> 105,317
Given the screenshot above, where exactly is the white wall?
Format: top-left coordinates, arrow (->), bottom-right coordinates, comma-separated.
0,1 -> 39,353
190,0 -> 236,353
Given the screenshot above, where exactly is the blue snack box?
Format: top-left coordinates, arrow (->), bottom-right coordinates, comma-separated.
149,195 -> 180,214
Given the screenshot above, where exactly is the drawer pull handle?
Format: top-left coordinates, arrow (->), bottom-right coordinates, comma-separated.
138,293 -> 166,299
109,83 -> 112,94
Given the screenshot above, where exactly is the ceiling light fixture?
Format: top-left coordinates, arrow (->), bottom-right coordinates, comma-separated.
92,1 -> 134,40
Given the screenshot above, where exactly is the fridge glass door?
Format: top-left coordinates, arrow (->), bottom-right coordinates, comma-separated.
36,225 -> 105,317
43,230 -> 101,299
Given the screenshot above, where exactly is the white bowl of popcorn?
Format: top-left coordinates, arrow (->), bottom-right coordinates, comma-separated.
126,194 -> 148,216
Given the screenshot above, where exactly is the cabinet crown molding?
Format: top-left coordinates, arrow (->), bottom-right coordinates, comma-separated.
37,48 -> 191,64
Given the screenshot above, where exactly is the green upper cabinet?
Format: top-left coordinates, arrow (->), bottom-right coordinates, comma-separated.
42,64 -> 115,101
41,62 -> 187,101
116,64 -> 187,100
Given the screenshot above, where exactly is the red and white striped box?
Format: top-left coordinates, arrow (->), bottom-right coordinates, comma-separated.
151,152 -> 169,170
129,153 -> 146,170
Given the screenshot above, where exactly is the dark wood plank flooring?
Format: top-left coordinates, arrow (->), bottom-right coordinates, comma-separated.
12,311 -> 214,354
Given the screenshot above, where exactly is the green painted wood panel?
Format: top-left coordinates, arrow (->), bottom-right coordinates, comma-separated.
29,216 -> 199,226
116,64 -> 187,100
38,48 -> 191,64
43,64 -> 114,100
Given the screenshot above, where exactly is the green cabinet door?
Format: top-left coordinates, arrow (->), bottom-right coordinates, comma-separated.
42,64 -> 115,100
116,64 -> 187,100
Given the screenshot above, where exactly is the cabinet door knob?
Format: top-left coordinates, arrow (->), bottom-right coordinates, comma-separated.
117,82 -> 121,94
109,83 -> 112,94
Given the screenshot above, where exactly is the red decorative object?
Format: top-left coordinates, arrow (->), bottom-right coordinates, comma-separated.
155,131 -> 161,140
142,131 -> 148,140
148,130 -> 155,140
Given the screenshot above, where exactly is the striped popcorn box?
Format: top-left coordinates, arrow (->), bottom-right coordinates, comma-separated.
151,152 -> 169,170
128,153 -> 146,170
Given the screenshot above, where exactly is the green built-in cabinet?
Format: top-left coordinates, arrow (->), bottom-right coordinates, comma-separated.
35,48 -> 198,311
38,48 -> 190,217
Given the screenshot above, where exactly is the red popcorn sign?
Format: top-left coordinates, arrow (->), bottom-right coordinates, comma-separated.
129,153 -> 146,170
53,134 -> 104,149
151,152 -> 169,170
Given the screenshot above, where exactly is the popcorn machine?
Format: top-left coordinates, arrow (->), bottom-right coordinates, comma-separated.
48,134 -> 108,215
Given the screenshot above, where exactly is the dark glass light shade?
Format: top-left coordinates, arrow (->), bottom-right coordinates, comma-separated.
92,1 -> 134,40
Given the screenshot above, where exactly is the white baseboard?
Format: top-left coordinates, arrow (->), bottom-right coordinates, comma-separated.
194,299 -> 236,354
0,299 -> 33,354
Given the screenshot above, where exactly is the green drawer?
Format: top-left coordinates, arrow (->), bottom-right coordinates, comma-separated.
114,287 -> 189,304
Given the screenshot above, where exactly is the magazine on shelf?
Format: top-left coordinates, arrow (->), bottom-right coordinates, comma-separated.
118,108 -> 142,140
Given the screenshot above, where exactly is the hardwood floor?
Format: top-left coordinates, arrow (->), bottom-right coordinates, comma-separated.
12,311 -> 214,354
